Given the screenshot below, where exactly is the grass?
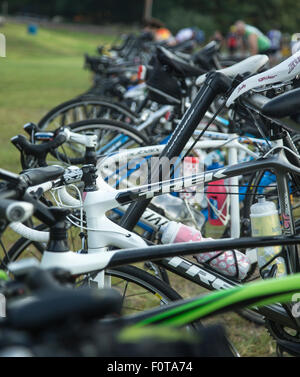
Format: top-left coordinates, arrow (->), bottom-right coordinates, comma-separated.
164,267 -> 277,357
1,22 -> 114,171
0,21 -> 278,357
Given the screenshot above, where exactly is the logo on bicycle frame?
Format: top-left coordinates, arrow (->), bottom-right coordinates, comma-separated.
0,33 -> 5,57
106,154 -> 205,194
258,75 -> 277,82
237,84 -> 246,93
288,56 -> 300,74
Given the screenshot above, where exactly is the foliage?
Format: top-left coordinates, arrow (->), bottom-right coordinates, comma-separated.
159,6 -> 217,37
153,0 -> 300,35
4,0 -> 300,37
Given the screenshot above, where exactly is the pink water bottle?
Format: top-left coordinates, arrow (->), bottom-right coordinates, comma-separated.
206,161 -> 227,226
161,221 -> 250,280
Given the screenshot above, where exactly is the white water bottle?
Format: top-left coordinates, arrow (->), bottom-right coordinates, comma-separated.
250,196 -> 286,278
161,221 -> 250,280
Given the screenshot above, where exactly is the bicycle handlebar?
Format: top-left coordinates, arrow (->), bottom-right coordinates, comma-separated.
0,165 -> 67,228
11,133 -> 67,166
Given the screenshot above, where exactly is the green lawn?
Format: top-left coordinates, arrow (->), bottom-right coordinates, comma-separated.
1,22 -> 114,172
0,21 -> 277,357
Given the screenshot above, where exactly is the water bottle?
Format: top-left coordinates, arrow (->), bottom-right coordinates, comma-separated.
161,221 -> 250,280
206,159 -> 228,226
152,194 -> 205,229
250,196 -> 286,278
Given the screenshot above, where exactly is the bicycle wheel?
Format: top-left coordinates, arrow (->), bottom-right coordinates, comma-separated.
38,97 -> 138,130
47,118 -> 148,165
1,227 -> 182,314
106,265 -> 181,314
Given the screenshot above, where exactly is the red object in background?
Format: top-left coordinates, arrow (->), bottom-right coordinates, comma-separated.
228,34 -> 237,49
137,65 -> 146,81
206,179 -> 227,226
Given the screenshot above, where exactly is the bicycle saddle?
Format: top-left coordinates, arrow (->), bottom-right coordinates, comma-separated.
192,40 -> 220,70
262,88 -> 300,118
167,39 -> 195,54
196,54 -> 268,86
226,50 -> 300,107
261,88 -> 300,133
157,46 -> 205,78
242,90 -> 300,134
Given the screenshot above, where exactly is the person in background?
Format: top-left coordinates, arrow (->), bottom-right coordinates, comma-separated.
212,30 -> 224,44
142,18 -> 173,44
227,26 -> 238,56
174,27 -> 205,47
175,27 -> 194,44
281,33 -> 291,57
267,29 -> 282,64
234,20 -> 271,55
267,29 -> 282,53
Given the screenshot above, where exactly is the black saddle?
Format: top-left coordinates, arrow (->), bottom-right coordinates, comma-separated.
157,46 -> 205,78
192,40 -> 220,70
262,88 -> 300,133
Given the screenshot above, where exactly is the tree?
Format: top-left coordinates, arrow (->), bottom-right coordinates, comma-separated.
4,0 -> 300,34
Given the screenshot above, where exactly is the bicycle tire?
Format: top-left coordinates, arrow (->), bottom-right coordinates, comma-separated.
48,118 -> 148,165
1,227 -> 182,315
38,97 -> 138,130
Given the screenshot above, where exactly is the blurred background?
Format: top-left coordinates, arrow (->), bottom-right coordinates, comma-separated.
2,0 -> 300,36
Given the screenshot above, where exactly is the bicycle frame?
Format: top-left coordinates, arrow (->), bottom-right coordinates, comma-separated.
8,237 -> 300,334
12,52 -> 300,331
9,133 -> 300,330
98,107 -> 231,155
39,141 -> 300,277
32,129 -> 268,238
118,272 -> 300,328
101,131 -> 268,238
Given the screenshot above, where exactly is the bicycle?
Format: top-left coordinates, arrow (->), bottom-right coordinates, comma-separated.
3,50 -> 300,338
1,176 -> 300,356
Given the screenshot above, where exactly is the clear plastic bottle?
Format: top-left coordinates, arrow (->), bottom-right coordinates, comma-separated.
161,221 -> 250,280
250,196 -> 286,278
152,194 -> 205,230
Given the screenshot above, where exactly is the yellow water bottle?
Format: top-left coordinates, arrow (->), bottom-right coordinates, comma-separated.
250,196 -> 286,278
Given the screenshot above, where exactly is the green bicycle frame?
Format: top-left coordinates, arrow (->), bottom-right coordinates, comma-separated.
125,273 -> 300,328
